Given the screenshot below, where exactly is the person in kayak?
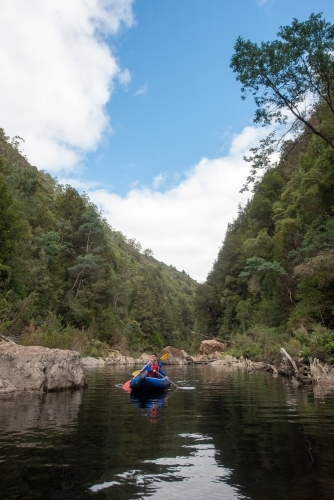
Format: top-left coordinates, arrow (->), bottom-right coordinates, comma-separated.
143,353 -> 167,378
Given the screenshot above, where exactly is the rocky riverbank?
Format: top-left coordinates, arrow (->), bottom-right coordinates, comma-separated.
0,343 -> 87,395
82,341 -> 224,367
210,350 -> 334,393
83,343 -> 334,393
2,338 -> 333,396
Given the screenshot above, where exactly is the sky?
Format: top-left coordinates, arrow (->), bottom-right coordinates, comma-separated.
1,0 -> 334,282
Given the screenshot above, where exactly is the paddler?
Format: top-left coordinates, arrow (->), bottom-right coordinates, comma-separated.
143,353 -> 167,378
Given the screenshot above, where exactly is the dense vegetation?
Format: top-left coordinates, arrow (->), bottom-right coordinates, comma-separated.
195,14 -> 334,363
3,13 -> 334,364
0,129 -> 196,356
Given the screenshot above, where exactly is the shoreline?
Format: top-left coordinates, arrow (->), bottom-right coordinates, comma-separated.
83,347 -> 334,393
2,340 -> 334,396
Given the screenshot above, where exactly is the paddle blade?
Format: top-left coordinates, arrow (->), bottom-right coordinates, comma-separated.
122,380 -> 131,390
132,370 -> 141,377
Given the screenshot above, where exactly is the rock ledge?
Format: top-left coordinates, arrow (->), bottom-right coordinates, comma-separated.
0,344 -> 86,395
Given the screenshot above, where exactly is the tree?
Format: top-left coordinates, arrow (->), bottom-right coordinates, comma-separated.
0,171 -> 29,265
239,257 -> 287,278
230,13 -> 334,189
143,248 -> 154,258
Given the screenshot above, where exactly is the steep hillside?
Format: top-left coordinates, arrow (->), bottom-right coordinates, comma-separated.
0,128 -> 196,356
195,12 -> 334,363
195,103 -> 334,362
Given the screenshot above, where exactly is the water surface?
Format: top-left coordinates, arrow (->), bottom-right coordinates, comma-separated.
1,365 -> 334,499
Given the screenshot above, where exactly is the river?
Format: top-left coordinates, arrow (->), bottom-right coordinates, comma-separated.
0,365 -> 334,499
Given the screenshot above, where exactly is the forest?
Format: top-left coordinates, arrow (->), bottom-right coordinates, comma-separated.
194,14 -> 334,364
2,13 -> 334,364
0,128 -> 196,356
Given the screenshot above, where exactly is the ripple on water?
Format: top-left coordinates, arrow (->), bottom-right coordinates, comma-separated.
90,432 -> 245,500
0,366 -> 334,499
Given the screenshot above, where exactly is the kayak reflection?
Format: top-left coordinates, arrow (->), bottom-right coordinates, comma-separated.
129,392 -> 167,423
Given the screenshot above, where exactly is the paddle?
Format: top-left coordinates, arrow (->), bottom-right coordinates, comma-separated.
156,370 -> 195,391
122,380 -> 131,391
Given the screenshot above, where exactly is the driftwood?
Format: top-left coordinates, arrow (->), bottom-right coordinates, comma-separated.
280,348 -> 298,373
245,358 -> 255,371
0,334 -> 16,344
278,349 -> 332,387
309,357 -> 326,383
268,363 -> 278,375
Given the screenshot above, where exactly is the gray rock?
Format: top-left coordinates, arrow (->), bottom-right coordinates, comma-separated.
104,353 -> 136,365
159,346 -> 188,365
0,344 -> 86,393
0,378 -> 17,394
82,356 -> 105,366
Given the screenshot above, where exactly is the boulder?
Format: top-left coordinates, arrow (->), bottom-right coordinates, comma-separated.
82,356 -> 105,366
0,344 -> 86,394
105,354 -> 135,365
135,353 -> 151,365
199,339 -> 225,356
105,350 -> 123,365
125,356 -> 135,365
211,355 -> 242,366
159,346 -> 188,365
0,378 -> 17,394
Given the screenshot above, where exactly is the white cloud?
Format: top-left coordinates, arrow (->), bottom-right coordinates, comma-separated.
134,82 -> 148,97
85,126 -> 268,282
117,68 -> 131,85
152,173 -> 167,190
0,0 -> 134,172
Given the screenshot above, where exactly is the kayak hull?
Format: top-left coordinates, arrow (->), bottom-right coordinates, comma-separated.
129,376 -> 171,391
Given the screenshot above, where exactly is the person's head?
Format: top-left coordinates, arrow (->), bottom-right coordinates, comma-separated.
151,353 -> 158,364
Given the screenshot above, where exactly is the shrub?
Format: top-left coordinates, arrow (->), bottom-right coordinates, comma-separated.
81,339 -> 110,358
21,314 -> 108,357
225,325 -> 289,363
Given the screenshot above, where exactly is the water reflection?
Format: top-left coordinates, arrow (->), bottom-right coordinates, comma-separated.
90,432 -> 244,499
0,390 -> 83,434
1,366 -> 334,500
0,390 -> 84,499
129,392 -> 167,423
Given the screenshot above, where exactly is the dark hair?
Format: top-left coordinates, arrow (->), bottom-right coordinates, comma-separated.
152,352 -> 158,357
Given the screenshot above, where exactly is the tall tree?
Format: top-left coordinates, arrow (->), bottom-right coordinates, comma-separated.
230,13 -> 334,189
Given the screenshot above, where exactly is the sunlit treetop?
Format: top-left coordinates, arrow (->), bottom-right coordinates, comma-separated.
230,13 -> 334,190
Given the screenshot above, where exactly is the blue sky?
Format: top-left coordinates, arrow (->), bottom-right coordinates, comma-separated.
1,0 -> 334,281
87,0 -> 334,194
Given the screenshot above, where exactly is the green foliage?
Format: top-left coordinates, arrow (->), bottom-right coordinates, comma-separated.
230,13 -> 334,190
0,129 -> 197,354
291,325 -> 334,363
21,316 -> 86,351
224,326 -> 289,363
235,299 -> 253,333
81,339 -> 110,359
239,257 -> 287,277
310,325 -> 334,353
195,14 -> 334,362
0,170 -> 30,265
